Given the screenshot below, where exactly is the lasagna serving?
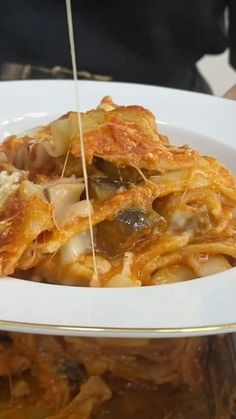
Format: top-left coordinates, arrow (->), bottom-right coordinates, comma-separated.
0,333 -> 209,418
0,332 -> 235,419
0,96 -> 236,286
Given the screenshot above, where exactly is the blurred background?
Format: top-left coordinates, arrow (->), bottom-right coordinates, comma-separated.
0,0 -> 235,96
198,47 -> 236,96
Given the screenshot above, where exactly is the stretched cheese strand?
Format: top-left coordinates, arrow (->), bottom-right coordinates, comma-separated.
65,0 -> 98,285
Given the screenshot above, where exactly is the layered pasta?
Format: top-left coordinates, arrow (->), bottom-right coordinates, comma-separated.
0,96 -> 236,286
0,332 -> 207,418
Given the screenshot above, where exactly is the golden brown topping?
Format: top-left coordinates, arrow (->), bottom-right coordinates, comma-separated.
0,97 -> 235,287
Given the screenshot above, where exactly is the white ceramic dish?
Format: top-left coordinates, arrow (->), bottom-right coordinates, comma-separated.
0,80 -> 236,338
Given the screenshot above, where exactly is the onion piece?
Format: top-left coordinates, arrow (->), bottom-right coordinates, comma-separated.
47,183 -> 85,224
42,118 -> 72,157
107,274 -> 141,287
67,199 -> 94,220
83,255 -> 111,274
0,170 -> 21,207
187,254 -> 231,277
150,169 -> 209,189
20,180 -> 45,200
152,265 -> 195,285
60,231 -> 91,264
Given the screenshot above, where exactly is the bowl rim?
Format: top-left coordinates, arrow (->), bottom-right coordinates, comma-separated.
0,80 -> 236,337
1,318 -> 236,337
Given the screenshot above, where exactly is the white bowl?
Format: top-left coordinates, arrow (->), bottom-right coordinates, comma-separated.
0,80 -> 235,338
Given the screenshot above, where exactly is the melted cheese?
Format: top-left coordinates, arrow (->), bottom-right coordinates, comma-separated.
65,0 -> 98,283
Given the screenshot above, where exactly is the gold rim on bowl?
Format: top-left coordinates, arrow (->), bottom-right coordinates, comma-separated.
0,318 -> 236,336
